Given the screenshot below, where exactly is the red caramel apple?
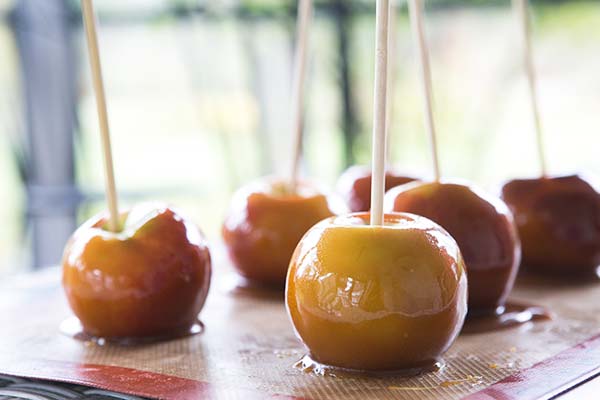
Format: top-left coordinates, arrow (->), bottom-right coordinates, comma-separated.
286,212 -> 467,371
223,178 -> 345,286
62,204 -> 211,339
337,165 -> 416,212
501,175 -> 600,274
385,181 -> 520,315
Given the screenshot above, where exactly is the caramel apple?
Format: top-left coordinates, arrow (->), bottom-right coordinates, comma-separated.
286,212 -> 467,371
501,175 -> 600,274
222,178 -> 345,286
385,181 -> 520,315
62,204 -> 211,339
337,165 -> 416,212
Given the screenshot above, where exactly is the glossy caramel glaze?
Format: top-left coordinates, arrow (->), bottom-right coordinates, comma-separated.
337,165 -> 416,212
286,212 -> 467,371
62,204 -> 212,339
223,178 -> 345,287
501,175 -> 600,275
385,181 -> 521,315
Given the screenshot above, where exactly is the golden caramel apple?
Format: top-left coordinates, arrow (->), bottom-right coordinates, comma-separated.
385,181 -> 520,315
62,204 -> 211,339
286,212 -> 467,371
337,165 -> 416,212
223,178 -> 345,286
501,175 -> 600,274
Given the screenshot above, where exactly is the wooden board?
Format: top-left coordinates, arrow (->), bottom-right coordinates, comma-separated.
1,251 -> 600,400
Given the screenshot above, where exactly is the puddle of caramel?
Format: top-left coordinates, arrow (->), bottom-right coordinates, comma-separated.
60,317 -> 204,346
440,374 -> 484,387
462,302 -> 552,334
294,354 -> 444,378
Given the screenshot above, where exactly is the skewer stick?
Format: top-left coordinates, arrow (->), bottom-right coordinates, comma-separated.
385,0 -> 398,165
408,0 -> 441,182
81,0 -> 120,232
513,0 -> 547,177
370,0 -> 391,226
289,0 -> 313,192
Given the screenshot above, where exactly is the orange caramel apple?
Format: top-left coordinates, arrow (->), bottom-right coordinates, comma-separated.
62,204 -> 211,339
501,175 -> 600,275
223,178 -> 346,287
385,181 -> 520,315
286,212 -> 467,372
337,165 -> 416,212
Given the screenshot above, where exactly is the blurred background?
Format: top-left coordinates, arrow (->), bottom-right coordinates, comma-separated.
0,0 -> 598,276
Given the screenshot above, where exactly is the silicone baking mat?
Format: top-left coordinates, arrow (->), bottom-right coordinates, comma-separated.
1,252 -> 600,400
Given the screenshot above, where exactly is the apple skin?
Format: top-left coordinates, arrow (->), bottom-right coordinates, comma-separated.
385,181 -> 520,315
62,204 -> 211,339
286,212 -> 467,371
337,165 -> 416,212
223,178 -> 346,287
501,175 -> 600,274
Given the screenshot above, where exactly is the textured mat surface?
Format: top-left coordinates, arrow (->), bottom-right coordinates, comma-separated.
1,258 -> 600,400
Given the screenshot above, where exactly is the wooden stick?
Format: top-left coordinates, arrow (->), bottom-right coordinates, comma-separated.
385,0 -> 398,165
370,0 -> 391,226
408,0 -> 441,182
289,0 -> 313,192
81,0 -> 120,232
514,0 -> 547,177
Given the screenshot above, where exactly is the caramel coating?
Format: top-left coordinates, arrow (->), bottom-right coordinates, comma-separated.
385,181 -> 520,314
337,165 -> 416,212
62,204 -> 212,339
286,213 -> 467,371
501,175 -> 600,274
223,178 -> 344,286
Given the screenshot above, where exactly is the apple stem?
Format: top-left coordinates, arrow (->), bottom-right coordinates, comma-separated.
289,0 -> 313,193
81,0 -> 120,232
408,0 -> 441,182
370,0 -> 391,226
385,0 -> 398,166
514,0 -> 547,177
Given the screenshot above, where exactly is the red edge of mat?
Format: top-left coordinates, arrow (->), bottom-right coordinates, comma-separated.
0,358 -> 305,400
465,333 -> 600,400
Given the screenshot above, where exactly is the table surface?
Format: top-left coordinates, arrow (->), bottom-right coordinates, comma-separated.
2,259 -> 600,400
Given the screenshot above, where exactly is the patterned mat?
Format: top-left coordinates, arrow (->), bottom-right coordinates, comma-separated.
2,261 -> 600,399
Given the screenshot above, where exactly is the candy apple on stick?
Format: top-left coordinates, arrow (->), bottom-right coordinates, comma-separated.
385,0 -> 521,316
501,0 -> 600,276
286,0 -> 467,372
62,0 -> 211,340
337,0 -> 415,213
337,166 -> 415,213
222,0 -> 342,287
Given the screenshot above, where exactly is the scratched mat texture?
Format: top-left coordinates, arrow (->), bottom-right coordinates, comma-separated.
1,259 -> 600,400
